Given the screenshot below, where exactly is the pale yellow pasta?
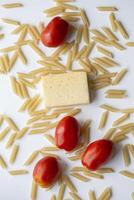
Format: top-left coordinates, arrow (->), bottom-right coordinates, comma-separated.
80,9 -> 90,26
126,42 -> 134,47
91,62 -> 108,74
40,146 -> 59,152
0,34 -> 4,40
24,151 -> 39,165
38,22 -> 44,33
9,170 -> 28,175
68,155 -> 81,161
90,29 -> 107,40
29,128 -> 47,135
62,175 -> 77,193
98,111 -> 109,129
75,25 -> 83,44
112,68 -> 127,85
97,7 -> 118,11
88,191 -> 96,200
102,27 -> 118,41
28,96 -> 41,114
112,134 -> 127,143
71,166 -> 88,173
57,2 -> 78,11
78,59 -> 91,73
0,127 -> 10,141
2,18 -> 20,26
31,180 -> 38,200
0,46 -> 18,53
92,37 -> 110,47
51,44 -> 68,57
44,135 -> 56,145
9,51 -> 18,69
17,26 -> 28,43
100,104 -> 120,112
93,57 -> 111,68
2,54 -> 10,72
96,46 -> 113,58
51,195 -> 57,200
122,108 -> 134,113
12,24 -> 27,34
70,192 -> 81,200
65,108 -> 81,117
115,20 -> 129,39
19,78 -> 35,89
4,116 -> 19,131
76,45 -> 87,60
128,144 -> 134,158
9,144 -> 19,164
71,172 -> 89,182
112,113 -> 129,126
2,3 -> 23,9
98,188 -> 112,200
109,12 -> 117,32
32,121 -> 50,128
6,132 -> 17,148
109,40 -> 126,50
84,171 -> 104,179
18,98 -> 31,112
28,41 -> 46,59
131,192 -> 134,200
66,51 -> 73,70
18,48 -> 27,64
106,94 -> 125,99
26,115 -> 43,125
97,168 -> 115,174
10,77 -> 17,93
57,184 -> 66,200
83,42 -> 95,58
19,82 -> 29,98
28,26 -> 39,41
0,155 -> 7,169
46,8 -> 65,17
119,170 -> 134,179
122,145 -> 130,166
16,127 -> 29,139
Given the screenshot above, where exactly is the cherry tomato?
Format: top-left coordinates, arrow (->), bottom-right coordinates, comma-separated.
55,116 -> 80,151
82,139 -> 113,171
41,17 -> 69,47
33,156 -> 60,188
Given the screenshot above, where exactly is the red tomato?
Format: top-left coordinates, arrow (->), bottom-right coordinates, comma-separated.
82,139 -> 113,171
33,157 -> 60,188
55,116 -> 80,151
41,17 -> 69,47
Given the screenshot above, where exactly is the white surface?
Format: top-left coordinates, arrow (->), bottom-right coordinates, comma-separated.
0,0 -> 134,200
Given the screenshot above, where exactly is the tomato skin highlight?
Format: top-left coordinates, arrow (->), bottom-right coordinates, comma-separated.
82,139 -> 113,171
41,17 -> 69,47
33,157 -> 60,188
55,116 -> 80,151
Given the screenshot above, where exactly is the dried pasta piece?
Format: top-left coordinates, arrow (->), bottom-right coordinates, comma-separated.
75,25 -> 83,44
62,175 -> 77,193
16,127 -> 29,139
98,111 -> 109,129
115,20 -> 129,39
18,48 -> 27,64
70,192 -> 82,200
68,155 -> 81,161
70,172 -> 89,182
0,46 -> 18,53
17,26 -> 28,43
109,40 -> 125,51
83,171 -> 104,179
112,113 -> 129,126
2,18 -> 20,26
96,46 -> 113,58
4,116 -> 19,131
88,191 -> 96,200
119,170 -> 134,179
126,42 -> 134,47
44,135 -> 55,145
100,104 -> 120,112
31,180 -> 38,200
98,188 -> 112,200
6,132 -> 17,148
18,98 -> 31,112
66,51 -> 73,70
112,134 -> 127,143
106,93 -> 125,99
122,145 -> 130,166
109,12 -> 117,32
40,146 -> 59,152
9,145 -> 19,164
57,184 -> 66,200
102,27 -> 118,41
80,9 -> 90,26
97,7 -> 118,11
0,155 -> 7,169
83,24 -> 89,44
24,151 -> 39,165
90,29 -> 107,40
97,168 -> 115,174
2,3 -> 23,9
9,51 -> 18,70
128,144 -> 134,158
0,127 -> 10,141
28,42 -> 46,59
9,170 -> 28,175
131,192 -> 134,200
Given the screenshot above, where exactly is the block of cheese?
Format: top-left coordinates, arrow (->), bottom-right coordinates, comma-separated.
42,72 -> 90,108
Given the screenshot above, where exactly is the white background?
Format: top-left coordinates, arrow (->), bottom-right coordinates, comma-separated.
0,0 -> 134,200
